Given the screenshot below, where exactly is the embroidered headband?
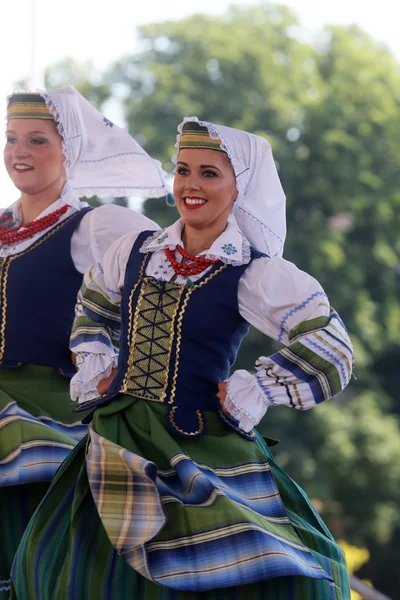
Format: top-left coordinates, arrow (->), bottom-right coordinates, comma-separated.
179,121 -> 224,152
7,93 -> 54,121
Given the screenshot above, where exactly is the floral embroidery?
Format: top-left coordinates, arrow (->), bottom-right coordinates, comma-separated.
221,243 -> 238,256
157,232 -> 169,244
103,117 -> 114,127
0,210 -> 20,231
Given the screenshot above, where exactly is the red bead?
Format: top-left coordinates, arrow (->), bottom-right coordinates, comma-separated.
164,245 -> 221,277
0,204 -> 70,245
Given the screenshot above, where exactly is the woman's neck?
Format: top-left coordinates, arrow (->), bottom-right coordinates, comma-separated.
20,181 -> 65,224
181,221 -> 228,256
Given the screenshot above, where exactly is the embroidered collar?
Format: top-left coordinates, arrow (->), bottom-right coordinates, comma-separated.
139,213 -> 251,266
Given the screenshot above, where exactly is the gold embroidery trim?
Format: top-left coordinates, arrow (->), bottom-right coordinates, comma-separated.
120,255 -> 147,392
121,261 -> 228,404
125,255 -> 147,349
0,213 -> 81,363
168,288 -> 193,404
121,278 -> 184,401
121,282 -> 145,395
73,394 -> 107,411
194,263 -> 227,290
0,259 -> 12,363
168,263 -> 228,405
169,406 -> 204,436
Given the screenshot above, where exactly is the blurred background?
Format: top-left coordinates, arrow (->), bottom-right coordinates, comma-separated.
1,1 -> 399,597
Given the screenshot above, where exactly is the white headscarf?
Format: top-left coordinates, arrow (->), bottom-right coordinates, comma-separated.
174,117 -> 286,257
41,86 -> 168,201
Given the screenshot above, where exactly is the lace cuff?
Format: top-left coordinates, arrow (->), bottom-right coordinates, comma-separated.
225,370 -> 271,432
70,353 -> 118,403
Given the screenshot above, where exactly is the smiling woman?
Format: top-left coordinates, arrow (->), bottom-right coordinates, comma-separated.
174,148 -> 238,253
0,87 -> 167,598
11,118 -> 354,599
4,119 -> 65,213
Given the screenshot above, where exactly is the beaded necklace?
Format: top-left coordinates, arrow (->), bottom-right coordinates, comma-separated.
0,204 -> 70,245
164,245 -> 220,277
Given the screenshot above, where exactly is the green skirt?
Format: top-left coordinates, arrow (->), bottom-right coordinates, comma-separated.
0,365 -> 87,598
11,395 -> 350,599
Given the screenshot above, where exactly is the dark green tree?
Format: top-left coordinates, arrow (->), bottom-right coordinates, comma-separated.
45,58 -> 112,108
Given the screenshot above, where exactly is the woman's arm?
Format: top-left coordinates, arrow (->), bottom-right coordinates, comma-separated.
222,256 -> 354,432
71,203 -> 159,274
69,232 -> 137,402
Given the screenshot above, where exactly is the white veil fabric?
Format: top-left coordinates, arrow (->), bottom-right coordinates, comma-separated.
174,116 -> 286,257
42,86 -> 169,200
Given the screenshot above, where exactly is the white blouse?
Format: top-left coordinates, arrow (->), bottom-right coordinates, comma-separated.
70,214 -> 354,432
0,193 -> 158,274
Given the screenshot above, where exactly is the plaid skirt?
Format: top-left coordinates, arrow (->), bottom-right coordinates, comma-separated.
11,395 -> 350,599
0,365 -> 87,598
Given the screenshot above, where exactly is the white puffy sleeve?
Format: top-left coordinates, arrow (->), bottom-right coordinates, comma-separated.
69,232 -> 137,403
225,256 -> 354,432
71,203 -> 159,274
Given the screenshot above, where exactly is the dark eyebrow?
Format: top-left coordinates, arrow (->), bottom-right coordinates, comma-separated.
176,160 -> 221,172
200,164 -> 222,172
6,130 -> 48,135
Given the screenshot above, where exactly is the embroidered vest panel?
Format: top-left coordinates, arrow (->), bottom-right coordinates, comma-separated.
120,277 -> 186,402
0,207 -> 92,377
98,230 -> 264,439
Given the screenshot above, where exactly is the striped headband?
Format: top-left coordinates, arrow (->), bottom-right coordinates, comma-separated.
179,121 -> 224,152
7,93 -> 54,121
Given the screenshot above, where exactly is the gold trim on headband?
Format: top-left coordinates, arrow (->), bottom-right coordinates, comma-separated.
7,94 -> 54,121
179,124 -> 223,152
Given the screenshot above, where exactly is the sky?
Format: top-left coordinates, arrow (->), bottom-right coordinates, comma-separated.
1,0 -> 399,207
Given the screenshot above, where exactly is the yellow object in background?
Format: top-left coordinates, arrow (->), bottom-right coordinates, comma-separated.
339,540 -> 372,600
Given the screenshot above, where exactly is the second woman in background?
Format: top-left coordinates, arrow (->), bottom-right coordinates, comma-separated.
0,86 -> 166,597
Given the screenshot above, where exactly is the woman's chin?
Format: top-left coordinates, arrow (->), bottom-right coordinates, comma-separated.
10,182 -> 36,194
181,213 -> 210,229
17,187 -> 43,197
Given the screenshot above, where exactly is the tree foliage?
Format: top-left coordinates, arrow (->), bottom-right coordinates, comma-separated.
46,4 -> 400,594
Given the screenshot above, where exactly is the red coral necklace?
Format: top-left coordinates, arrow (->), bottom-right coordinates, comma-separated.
165,245 -> 220,276
0,204 -> 70,245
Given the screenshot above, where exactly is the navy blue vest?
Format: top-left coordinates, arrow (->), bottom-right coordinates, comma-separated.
0,207 -> 92,377
78,230 -> 265,439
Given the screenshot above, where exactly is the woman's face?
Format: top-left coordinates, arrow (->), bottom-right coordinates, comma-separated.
4,119 -> 65,195
173,148 -> 238,230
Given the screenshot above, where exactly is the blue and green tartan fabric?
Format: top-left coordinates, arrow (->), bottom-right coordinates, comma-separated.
0,365 -> 88,599
11,397 -> 350,598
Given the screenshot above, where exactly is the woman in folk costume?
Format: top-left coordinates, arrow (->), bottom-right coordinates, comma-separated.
12,118 -> 353,599
0,87 -> 167,597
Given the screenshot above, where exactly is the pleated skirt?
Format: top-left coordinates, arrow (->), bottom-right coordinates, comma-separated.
11,395 -> 350,599
0,365 -> 87,598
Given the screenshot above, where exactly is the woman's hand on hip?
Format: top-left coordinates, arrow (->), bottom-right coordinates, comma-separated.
97,368 -> 118,396
217,382 -> 230,416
